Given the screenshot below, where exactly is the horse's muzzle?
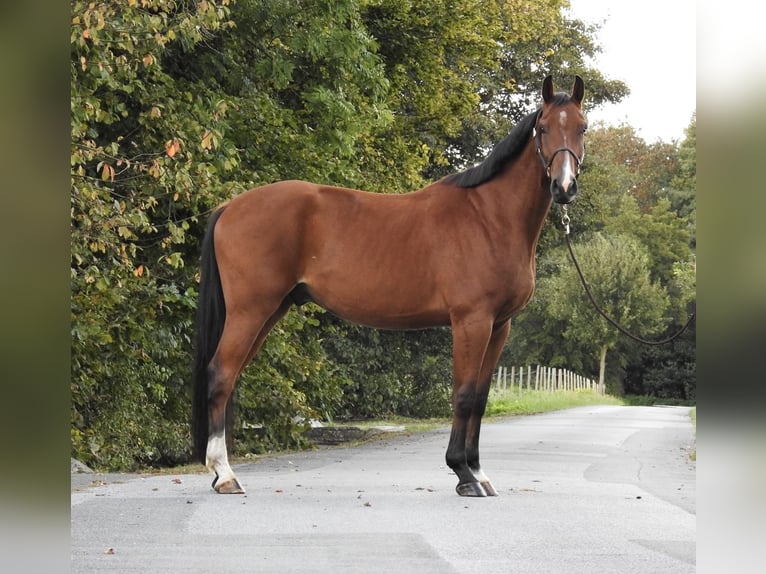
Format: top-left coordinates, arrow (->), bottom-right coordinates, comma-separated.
551,177 -> 578,204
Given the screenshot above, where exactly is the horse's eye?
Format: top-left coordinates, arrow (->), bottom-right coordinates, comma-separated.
539,125 -> 547,135
581,126 -> 588,135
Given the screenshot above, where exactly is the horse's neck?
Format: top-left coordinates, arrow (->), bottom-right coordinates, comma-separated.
477,143 -> 552,251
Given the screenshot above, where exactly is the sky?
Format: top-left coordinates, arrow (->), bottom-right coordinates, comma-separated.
566,0 -> 696,143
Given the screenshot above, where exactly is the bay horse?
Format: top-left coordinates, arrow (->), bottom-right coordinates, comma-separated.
192,75 -> 586,496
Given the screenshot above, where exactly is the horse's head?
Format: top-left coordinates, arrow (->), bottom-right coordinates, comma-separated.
534,75 -> 587,204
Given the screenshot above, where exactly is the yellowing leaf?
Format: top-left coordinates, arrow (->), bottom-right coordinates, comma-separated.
200,130 -> 213,150
100,163 -> 114,182
134,265 -> 144,277
148,160 -> 161,179
142,53 -> 154,67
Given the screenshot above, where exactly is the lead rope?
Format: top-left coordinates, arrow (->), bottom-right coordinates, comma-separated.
560,205 -> 696,346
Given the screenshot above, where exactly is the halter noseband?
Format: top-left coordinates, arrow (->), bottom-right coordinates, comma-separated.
533,112 -> 584,178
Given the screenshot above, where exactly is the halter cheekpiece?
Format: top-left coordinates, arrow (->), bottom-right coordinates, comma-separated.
533,111 -> 584,178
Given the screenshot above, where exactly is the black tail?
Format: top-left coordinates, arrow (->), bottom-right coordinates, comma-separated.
191,207 -> 227,464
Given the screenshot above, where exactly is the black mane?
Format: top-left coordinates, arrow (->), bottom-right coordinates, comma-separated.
444,94 -> 571,188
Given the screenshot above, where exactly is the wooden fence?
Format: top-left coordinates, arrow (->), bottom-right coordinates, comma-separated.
494,365 -> 605,396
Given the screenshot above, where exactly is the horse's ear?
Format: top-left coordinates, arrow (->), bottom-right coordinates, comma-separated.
571,75 -> 584,106
542,75 -> 554,103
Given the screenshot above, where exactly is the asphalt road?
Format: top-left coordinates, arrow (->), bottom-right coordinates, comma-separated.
71,405 -> 696,573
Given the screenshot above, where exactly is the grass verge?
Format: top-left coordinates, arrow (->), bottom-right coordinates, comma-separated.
485,389 -> 624,417
333,389 -> 623,434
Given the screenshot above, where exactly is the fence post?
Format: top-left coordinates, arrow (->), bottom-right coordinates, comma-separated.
526,366 -> 531,390
535,365 -> 540,391
510,366 -> 515,395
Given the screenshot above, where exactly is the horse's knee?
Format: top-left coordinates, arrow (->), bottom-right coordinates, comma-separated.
452,384 -> 476,418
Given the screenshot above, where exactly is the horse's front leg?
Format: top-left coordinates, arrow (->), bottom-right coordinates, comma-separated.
445,315 -> 494,497
464,320 -> 511,497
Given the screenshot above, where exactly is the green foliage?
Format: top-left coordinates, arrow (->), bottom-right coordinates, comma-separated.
507,118 -> 696,397
320,320 -> 454,420
542,232 -> 670,392
234,305 -> 346,453
71,0 -> 241,469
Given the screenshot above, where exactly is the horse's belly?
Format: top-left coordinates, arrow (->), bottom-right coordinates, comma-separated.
299,272 -> 450,330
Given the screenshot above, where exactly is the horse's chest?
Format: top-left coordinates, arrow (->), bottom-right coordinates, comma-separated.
496,264 -> 536,319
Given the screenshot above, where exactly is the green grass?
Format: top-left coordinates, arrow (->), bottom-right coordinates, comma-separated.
332,390 -> 623,434
485,389 -> 624,417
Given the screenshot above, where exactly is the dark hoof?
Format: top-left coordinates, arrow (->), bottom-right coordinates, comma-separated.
481,481 -> 499,496
456,481 -> 488,497
214,478 -> 245,494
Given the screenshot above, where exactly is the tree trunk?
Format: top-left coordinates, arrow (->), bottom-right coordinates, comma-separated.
598,345 -> 608,388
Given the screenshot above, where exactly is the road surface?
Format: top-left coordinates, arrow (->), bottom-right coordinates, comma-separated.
71,405 -> 696,573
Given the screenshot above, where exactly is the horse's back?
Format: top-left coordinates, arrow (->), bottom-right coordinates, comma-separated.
213,180 -> 458,327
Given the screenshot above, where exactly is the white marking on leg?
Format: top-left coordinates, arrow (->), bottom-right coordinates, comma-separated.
206,432 -> 235,483
471,467 -> 490,484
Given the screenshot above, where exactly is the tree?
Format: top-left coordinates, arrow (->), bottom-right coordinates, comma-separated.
666,114 -> 697,245
541,233 -> 670,393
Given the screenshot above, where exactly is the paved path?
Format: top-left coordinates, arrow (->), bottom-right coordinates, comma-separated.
71,405 -> 696,573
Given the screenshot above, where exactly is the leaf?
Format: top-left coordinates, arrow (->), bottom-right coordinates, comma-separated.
148,160 -> 161,178
200,130 -> 213,150
165,139 -> 180,158
100,163 -> 115,182
134,265 -> 144,277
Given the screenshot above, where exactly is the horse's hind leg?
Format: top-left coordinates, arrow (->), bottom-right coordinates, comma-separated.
464,320 -> 510,497
206,300 -> 292,494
